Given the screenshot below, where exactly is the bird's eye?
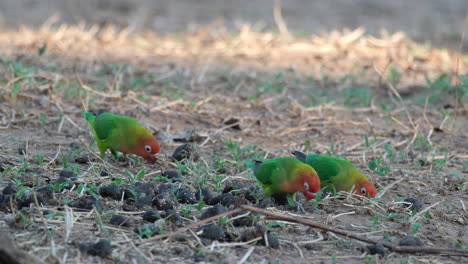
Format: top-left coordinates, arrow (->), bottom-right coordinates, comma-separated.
304,182 -> 309,191
145,145 -> 152,153
361,187 -> 367,195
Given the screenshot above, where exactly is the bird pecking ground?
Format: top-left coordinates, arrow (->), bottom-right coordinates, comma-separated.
0,25 -> 467,264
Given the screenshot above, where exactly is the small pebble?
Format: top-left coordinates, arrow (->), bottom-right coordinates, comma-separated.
78,240 -> 112,258
109,215 -> 132,227
399,235 -> 424,247
198,224 -> 225,240
142,210 -> 162,222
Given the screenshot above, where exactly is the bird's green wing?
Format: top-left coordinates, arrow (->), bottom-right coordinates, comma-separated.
254,159 -> 277,185
305,155 -> 341,184
93,113 -> 119,141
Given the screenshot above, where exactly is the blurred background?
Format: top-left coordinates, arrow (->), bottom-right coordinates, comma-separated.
0,0 -> 467,49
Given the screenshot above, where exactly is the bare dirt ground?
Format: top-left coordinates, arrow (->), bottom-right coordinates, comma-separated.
0,2 -> 467,264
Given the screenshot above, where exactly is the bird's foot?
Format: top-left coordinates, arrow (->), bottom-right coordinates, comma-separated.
295,201 -> 306,214
118,155 -> 136,167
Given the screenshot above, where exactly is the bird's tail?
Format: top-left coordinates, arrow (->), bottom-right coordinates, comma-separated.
246,160 -> 263,173
292,150 -> 307,163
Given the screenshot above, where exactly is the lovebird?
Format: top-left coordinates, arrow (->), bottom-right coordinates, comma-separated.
251,157 -> 321,212
84,112 -> 160,164
292,151 -> 376,198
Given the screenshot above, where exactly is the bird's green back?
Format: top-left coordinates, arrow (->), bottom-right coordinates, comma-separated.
254,157 -> 307,194
305,155 -> 362,189
85,112 -> 152,151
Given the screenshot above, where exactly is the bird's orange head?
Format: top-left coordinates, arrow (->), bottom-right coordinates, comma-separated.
301,169 -> 321,200
354,179 -> 376,198
132,136 -> 160,164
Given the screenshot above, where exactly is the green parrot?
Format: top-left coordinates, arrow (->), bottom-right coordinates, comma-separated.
292,151 -> 376,198
84,112 -> 160,164
251,157 -> 321,212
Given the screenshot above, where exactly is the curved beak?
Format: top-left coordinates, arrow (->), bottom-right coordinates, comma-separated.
144,154 -> 157,164
303,191 -> 316,200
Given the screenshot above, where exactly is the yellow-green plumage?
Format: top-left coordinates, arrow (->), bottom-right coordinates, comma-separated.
251,157 -> 321,210
293,151 -> 376,198
84,112 -> 160,163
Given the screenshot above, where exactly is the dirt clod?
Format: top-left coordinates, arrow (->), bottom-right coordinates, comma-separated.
99,185 -> 122,200
153,192 -> 177,210
175,188 -> 198,204
200,204 -> 227,220
59,170 -> 76,179
142,210 -> 162,222
403,198 -> 423,211
69,196 -> 102,211
74,156 -> 90,164
163,209 -> 183,226
2,183 -> 18,195
195,188 -> 214,204
161,170 -> 183,182
17,147 -> 26,156
172,143 -> 193,161
260,233 -> 280,249
78,240 -> 112,258
398,235 -> 424,247
198,224 -> 225,240
364,243 -> 387,256
109,215 -> 133,227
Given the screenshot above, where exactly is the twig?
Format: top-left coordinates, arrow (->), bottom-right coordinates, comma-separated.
237,247 -> 255,264
240,205 -> 468,256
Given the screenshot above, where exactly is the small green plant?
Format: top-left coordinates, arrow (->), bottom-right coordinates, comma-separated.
367,158 -> 391,176
388,67 -> 401,86
35,154 -> 44,165
266,221 -> 285,231
125,169 -> 146,184
411,223 -> 421,235
39,113 -> 48,124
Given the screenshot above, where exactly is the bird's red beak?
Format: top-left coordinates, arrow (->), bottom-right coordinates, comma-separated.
144,155 -> 157,164
303,191 -> 316,200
